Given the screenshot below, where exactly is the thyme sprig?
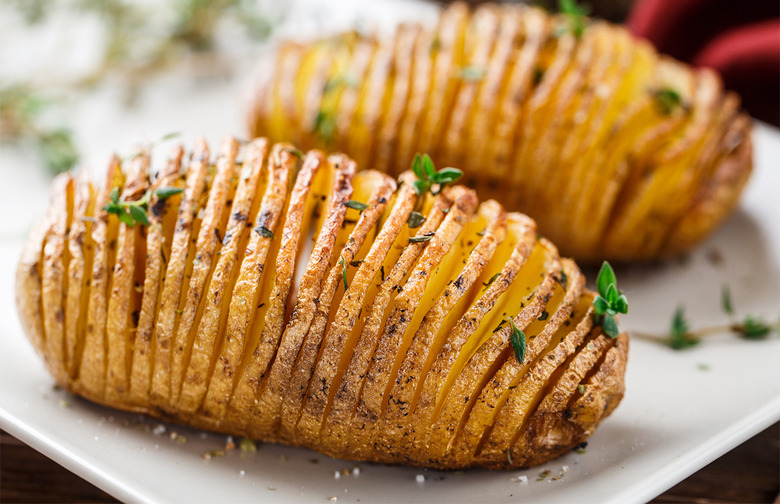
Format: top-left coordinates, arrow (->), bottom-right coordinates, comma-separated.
104,186 -> 183,227
411,154 -> 463,196
0,85 -> 78,174
632,286 -> 780,349
558,0 -> 589,38
652,88 -> 684,115
592,261 -> 628,339
508,318 -> 527,364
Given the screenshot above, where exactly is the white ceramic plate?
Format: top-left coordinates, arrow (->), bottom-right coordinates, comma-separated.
1,123 -> 778,504
1,0 -> 779,500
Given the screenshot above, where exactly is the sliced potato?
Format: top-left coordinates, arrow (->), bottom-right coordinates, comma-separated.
17,137 -> 628,470
247,2 -> 752,262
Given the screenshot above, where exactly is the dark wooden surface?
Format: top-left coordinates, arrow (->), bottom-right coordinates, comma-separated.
1,423 -> 777,503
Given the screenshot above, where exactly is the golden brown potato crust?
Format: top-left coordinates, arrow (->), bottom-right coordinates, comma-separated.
247,2 -> 753,263
16,137 -> 627,469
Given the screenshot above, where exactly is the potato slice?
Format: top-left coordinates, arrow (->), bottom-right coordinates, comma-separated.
285,170 -> 397,445
348,185 -> 478,460
105,153 -> 150,405
377,200 -> 507,452
149,139 -> 210,408
128,145 -> 184,407
226,149 -> 332,435
441,4 -> 501,171
169,138 -> 239,407
177,139 -> 270,415
453,259 -> 585,465
421,242 -> 562,463
64,173 -> 95,379
79,159 -> 124,401
508,331 -> 627,467
40,174 -> 74,387
200,143 -> 296,426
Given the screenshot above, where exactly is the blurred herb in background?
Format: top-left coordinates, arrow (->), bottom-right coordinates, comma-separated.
0,0 -> 274,175
0,85 -> 78,173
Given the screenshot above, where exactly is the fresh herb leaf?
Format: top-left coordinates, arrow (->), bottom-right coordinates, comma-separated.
410,154 -> 463,195
593,261 -> 627,338
601,314 -> 619,339
407,211 -> 426,229
508,318 -> 527,364
577,384 -> 587,394
653,88 -> 683,115
458,66 -> 486,82
409,235 -> 433,243
537,310 -> 549,321
668,306 -> 699,349
103,187 -> 153,227
596,262 -> 617,299
721,285 -> 734,317
558,0 -> 589,38
282,147 -> 304,159
344,200 -> 368,211
736,316 -> 773,340
154,187 -> 183,199
254,225 -> 275,239
158,131 -> 180,142
339,257 -> 348,291
350,259 -> 364,267
313,110 -> 336,143
482,272 -> 501,291
128,204 -> 150,226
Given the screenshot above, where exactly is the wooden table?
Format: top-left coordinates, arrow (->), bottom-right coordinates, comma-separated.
2,423 -> 777,503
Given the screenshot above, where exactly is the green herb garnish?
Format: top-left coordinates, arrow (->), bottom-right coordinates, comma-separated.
592,261 -> 628,339
482,272 -> 501,291
653,88 -> 683,115
282,147 -> 304,159
104,186 -> 177,227
409,235 -> 433,243
558,0 -> 589,38
154,187 -> 184,199
736,316 -> 774,340
458,66 -> 486,82
254,225 -> 275,239
339,256 -> 348,291
407,211 -> 426,229
313,110 -> 336,143
344,200 -> 368,211
411,153 -> 463,196
668,306 -> 699,349
508,318 -> 526,364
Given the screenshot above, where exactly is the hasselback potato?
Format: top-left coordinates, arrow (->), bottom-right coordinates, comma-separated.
247,2 -> 753,262
16,137 -> 627,469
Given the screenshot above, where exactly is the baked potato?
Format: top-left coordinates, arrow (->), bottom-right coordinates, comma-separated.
247,2 -> 753,263
16,137 -> 627,469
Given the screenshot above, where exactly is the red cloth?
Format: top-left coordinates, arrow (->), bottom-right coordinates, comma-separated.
627,0 -> 780,126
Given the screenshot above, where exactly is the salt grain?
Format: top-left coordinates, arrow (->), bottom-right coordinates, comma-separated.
328,497 -> 338,501
153,424 -> 166,435
334,471 -> 341,480
239,470 -> 246,477
352,467 -> 360,476
415,474 -> 425,483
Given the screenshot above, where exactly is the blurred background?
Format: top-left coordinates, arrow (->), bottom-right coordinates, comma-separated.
0,0 -> 777,181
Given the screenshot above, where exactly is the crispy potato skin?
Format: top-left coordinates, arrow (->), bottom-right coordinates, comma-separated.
247,2 -> 753,263
16,137 -> 628,470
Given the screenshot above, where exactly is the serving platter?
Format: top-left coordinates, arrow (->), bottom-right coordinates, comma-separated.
1,0 -> 779,501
